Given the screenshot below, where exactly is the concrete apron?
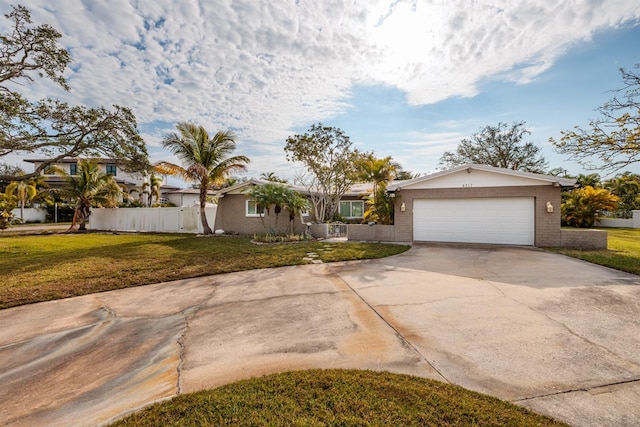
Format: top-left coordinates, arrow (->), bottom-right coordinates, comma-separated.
0,245 -> 639,427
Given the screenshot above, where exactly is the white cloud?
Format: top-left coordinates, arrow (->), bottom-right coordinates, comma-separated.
2,0 -> 639,171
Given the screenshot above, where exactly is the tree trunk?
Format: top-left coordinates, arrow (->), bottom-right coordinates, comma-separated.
199,187 -> 212,235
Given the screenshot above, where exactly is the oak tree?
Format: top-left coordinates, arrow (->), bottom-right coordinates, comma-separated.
553,65 -> 640,172
285,123 -> 363,221
0,5 -> 149,182
439,121 -> 548,173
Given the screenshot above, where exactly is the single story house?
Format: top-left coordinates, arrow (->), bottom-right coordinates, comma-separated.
213,179 -> 374,235
385,164 -> 576,246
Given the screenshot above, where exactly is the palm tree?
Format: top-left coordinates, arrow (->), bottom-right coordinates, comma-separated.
357,155 -> 399,224
246,182 -> 309,234
141,173 -> 163,206
259,172 -> 287,183
246,182 -> 288,234
285,190 -> 309,234
54,159 -> 122,231
5,179 -> 37,220
156,122 -> 249,235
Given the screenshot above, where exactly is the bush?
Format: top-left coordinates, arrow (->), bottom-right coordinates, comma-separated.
252,233 -> 312,243
562,186 -> 619,228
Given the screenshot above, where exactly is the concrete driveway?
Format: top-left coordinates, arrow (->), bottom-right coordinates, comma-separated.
1,245 -> 639,426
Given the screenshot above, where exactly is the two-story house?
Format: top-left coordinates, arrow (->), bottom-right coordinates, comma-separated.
23,158 -> 179,204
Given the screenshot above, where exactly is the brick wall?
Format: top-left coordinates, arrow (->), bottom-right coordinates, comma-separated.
560,229 -> 608,249
213,194 -> 311,235
347,224 -> 400,242
391,185 -> 563,247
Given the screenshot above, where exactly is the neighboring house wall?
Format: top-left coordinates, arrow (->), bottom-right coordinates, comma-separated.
390,185 -> 563,247
214,193 -> 312,235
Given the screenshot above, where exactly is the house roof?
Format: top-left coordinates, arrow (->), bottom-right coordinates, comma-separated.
215,179 -> 378,198
387,164 -> 576,191
24,157 -> 123,164
166,188 -> 215,195
215,179 -> 308,196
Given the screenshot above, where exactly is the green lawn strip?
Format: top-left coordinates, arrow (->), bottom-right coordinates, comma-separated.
550,228 -> 640,275
109,369 -> 566,427
0,233 -> 408,309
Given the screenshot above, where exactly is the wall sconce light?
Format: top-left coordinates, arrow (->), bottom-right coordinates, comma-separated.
546,201 -> 554,213
401,202 -> 406,212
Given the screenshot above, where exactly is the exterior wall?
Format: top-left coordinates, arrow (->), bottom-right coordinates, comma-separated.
348,224 -> 398,242
392,185 -> 563,247
214,194 -> 314,235
560,229 -> 608,250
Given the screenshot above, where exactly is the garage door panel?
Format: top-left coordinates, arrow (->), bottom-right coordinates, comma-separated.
413,198 -> 534,245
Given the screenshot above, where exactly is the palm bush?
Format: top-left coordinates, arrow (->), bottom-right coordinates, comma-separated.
562,186 -> 620,228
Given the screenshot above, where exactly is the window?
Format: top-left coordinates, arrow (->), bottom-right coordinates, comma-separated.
339,200 -> 364,218
106,164 -> 117,176
246,200 -> 265,216
69,163 -> 77,175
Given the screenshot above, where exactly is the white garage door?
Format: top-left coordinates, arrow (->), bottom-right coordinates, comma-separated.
413,198 -> 535,245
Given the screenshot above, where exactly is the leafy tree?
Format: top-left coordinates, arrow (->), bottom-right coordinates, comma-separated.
156,122 -> 249,235
604,172 -> 640,217
0,5 -> 149,182
574,173 -> 602,188
439,121 -> 548,173
259,172 -> 288,183
561,186 -> 619,228
395,169 -> 421,180
0,162 -> 25,191
357,154 -> 400,225
285,123 -> 363,221
53,159 -> 122,231
553,65 -> 640,172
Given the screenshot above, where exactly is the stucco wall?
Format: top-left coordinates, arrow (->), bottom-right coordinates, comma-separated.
560,229 -> 608,250
214,193 -> 313,235
391,185 -> 563,247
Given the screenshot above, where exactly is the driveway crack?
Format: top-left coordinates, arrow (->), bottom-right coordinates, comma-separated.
328,265 -> 450,384
483,280 -> 640,369
512,377 -> 640,403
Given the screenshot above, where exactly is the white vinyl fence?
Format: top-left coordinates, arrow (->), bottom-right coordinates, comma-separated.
90,206 -> 217,234
11,208 -> 47,222
596,210 -> 640,229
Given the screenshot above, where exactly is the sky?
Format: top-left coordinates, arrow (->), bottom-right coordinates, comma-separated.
3,0 -> 640,185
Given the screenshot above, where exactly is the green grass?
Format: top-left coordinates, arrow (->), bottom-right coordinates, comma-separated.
0,233 -> 408,309
109,369 -> 565,427
552,228 -> 640,274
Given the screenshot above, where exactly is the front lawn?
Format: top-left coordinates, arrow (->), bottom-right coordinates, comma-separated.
109,369 -> 565,427
0,233 -> 408,309
552,228 -> 640,275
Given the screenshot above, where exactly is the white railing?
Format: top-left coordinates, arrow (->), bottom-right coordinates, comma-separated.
90,206 -> 217,234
